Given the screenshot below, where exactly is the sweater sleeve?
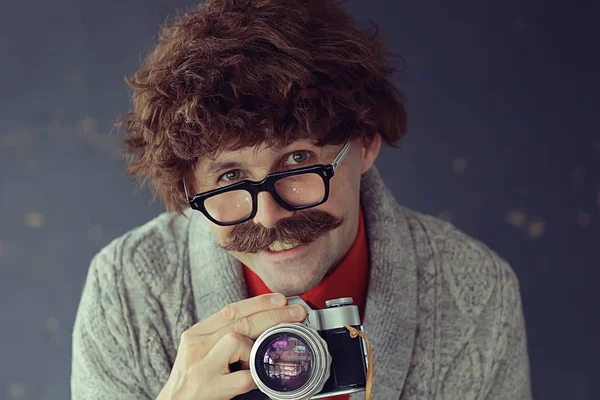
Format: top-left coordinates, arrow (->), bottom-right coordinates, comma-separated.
71,251 -> 150,399
484,262 -> 533,400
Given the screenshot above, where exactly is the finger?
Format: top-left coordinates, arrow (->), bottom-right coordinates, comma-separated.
204,332 -> 254,370
214,370 -> 257,400
186,304 -> 307,360
216,303 -> 307,340
191,293 -> 287,335
188,305 -> 306,364
240,360 -> 250,370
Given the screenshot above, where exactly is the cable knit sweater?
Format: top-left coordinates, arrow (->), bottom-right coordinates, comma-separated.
71,166 -> 532,400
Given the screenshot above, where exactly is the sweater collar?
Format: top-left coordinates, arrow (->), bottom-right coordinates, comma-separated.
188,165 -> 417,399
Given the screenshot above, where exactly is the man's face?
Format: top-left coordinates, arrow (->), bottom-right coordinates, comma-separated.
191,136 -> 380,296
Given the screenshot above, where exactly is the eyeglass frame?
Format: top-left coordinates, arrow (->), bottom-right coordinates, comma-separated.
183,140 -> 352,226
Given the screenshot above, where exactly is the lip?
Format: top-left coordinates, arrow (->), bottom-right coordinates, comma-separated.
261,240 -> 314,261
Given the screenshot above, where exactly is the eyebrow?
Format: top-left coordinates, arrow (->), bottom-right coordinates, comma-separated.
206,161 -> 244,176
204,142 -> 321,177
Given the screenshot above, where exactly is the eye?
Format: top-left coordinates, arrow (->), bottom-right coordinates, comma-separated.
285,151 -> 312,166
219,170 -> 244,183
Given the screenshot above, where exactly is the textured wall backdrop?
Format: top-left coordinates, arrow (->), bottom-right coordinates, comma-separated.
0,0 -> 599,399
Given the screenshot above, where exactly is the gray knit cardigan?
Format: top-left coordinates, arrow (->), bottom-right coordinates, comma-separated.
71,166 -> 532,399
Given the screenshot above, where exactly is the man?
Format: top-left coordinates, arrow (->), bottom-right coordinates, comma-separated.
71,0 -> 532,399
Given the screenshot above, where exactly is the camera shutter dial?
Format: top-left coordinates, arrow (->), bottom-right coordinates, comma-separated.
325,297 -> 353,308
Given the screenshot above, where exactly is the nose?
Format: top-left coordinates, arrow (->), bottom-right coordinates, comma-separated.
253,191 -> 294,228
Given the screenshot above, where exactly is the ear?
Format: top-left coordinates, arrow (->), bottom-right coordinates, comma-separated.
360,132 -> 382,174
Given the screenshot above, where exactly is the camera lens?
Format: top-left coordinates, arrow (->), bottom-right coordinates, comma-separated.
255,333 -> 314,392
250,323 -> 331,400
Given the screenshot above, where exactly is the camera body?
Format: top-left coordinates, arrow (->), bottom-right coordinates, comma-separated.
249,296 -> 368,400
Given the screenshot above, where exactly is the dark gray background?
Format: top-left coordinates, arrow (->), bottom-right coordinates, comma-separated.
1,0 -> 599,399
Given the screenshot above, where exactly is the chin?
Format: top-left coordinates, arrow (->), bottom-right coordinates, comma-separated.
267,280 -> 319,297
259,264 -> 326,296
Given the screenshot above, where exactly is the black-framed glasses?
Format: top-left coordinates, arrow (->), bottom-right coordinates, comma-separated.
184,141 -> 352,226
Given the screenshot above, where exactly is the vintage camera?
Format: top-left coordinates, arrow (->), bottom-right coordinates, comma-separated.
248,296 -> 369,400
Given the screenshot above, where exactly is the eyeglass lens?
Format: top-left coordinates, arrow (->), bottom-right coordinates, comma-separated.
203,173 -> 326,223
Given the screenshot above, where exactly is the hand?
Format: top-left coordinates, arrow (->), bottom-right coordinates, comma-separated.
156,293 -> 307,400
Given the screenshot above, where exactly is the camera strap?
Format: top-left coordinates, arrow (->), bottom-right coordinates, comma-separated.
343,325 -> 374,400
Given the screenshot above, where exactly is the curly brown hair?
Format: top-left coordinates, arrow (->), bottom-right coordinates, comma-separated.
120,0 -> 408,213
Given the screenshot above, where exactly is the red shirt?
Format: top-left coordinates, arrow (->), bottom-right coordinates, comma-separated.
243,207 -> 370,400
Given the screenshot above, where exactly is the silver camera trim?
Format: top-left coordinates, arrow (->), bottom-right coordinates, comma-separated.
286,296 -> 361,331
249,322 -> 332,400
249,297 -> 367,399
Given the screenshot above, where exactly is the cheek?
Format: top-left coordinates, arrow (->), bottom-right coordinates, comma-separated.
210,225 -> 234,244
324,172 -> 361,217
324,189 -> 351,217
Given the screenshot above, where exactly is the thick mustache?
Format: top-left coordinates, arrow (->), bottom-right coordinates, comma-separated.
221,210 -> 344,253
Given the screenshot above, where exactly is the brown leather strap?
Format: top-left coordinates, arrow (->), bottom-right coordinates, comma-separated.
344,325 -> 374,400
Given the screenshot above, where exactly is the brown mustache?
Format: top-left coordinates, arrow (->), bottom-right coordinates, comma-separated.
222,210 -> 344,253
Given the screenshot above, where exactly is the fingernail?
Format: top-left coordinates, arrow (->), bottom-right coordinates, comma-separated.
270,294 -> 286,306
289,305 -> 305,319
